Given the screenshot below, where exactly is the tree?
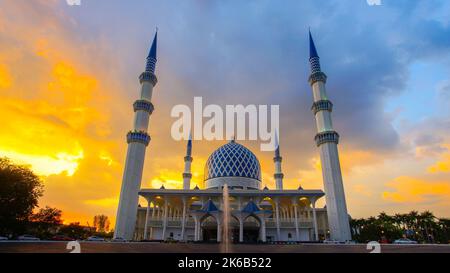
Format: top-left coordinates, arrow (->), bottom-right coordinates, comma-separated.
0,158 -> 43,236
59,222 -> 94,240
30,206 -> 63,225
93,215 -> 110,233
29,206 -> 63,239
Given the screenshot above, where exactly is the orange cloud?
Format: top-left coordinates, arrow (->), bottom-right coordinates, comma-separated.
427,146 -> 450,173
383,176 -> 450,203
0,64 -> 13,88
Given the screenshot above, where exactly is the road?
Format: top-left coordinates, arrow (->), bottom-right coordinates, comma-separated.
1,241 -> 449,253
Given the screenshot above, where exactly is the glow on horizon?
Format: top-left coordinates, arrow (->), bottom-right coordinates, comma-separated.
0,149 -> 84,177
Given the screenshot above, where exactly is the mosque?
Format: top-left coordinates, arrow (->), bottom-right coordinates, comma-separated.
113,31 -> 352,243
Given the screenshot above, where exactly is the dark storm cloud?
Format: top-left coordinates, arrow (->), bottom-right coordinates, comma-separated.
68,0 -> 450,169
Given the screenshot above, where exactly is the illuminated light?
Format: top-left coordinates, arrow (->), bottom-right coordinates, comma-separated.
0,149 -> 84,176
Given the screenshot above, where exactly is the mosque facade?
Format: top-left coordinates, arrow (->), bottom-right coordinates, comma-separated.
114,31 -> 352,243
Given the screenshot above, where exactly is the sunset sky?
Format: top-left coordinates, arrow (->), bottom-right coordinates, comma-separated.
0,0 -> 449,227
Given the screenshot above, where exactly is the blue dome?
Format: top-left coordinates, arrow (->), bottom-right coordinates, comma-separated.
204,141 -> 261,182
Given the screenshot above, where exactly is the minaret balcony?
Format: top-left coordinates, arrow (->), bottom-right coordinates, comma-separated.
139,71 -> 158,86
311,100 -> 333,115
133,100 -> 154,114
184,156 -> 193,162
127,131 -> 151,146
314,131 -> 339,146
273,156 -> 282,162
274,173 -> 284,179
183,173 -> 192,179
308,71 -> 327,85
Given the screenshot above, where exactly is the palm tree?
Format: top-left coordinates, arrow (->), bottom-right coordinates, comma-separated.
420,211 -> 436,242
407,211 -> 419,239
393,213 -> 406,232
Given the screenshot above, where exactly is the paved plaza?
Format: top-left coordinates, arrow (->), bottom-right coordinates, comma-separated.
1,242 -> 449,253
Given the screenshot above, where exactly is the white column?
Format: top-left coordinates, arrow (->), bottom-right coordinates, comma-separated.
181,198 -> 187,241
217,219 -> 222,243
293,202 -> 300,241
151,203 -> 156,219
143,198 -> 151,240
161,199 -> 168,240
194,218 -> 198,241
239,218 -> 244,243
197,219 -> 202,241
275,198 -> 281,241
261,218 -> 267,242
312,199 -> 319,241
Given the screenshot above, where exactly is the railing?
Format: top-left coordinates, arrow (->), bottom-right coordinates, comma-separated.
265,219 -> 313,229
147,219 -> 313,229
148,220 -> 195,228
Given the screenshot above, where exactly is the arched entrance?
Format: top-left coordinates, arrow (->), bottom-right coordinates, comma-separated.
243,215 -> 261,243
201,214 -> 218,242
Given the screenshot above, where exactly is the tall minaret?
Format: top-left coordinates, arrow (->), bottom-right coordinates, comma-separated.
308,30 -> 351,241
182,134 -> 193,190
273,131 -> 284,190
114,31 -> 158,240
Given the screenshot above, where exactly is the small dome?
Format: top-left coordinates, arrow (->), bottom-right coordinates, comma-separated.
260,200 -> 272,209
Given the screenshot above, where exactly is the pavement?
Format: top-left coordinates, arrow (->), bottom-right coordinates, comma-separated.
0,241 -> 449,253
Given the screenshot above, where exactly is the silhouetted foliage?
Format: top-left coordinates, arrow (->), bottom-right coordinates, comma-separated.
0,158 -> 43,236
351,211 -> 450,244
93,214 -> 110,232
28,206 -> 63,239
58,222 -> 95,240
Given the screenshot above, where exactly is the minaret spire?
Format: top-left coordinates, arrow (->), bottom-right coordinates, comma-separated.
307,30 -> 351,242
308,30 -> 323,75
273,130 -> 284,190
145,30 -> 158,74
115,29 -> 159,240
183,132 -> 193,190
309,29 -> 319,59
